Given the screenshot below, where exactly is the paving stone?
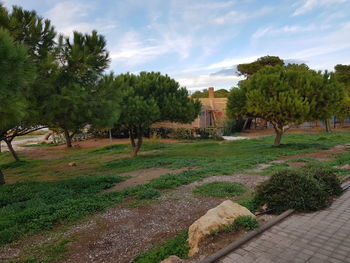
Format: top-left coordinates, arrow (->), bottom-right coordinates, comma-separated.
219,190 -> 350,263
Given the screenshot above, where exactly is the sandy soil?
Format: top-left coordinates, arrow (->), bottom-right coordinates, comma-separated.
105,167 -> 191,191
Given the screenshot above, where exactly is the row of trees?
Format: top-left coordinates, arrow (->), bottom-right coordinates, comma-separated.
227,56 -> 350,146
0,5 -> 200,184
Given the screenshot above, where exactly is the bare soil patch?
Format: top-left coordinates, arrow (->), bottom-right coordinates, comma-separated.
104,167 -> 190,191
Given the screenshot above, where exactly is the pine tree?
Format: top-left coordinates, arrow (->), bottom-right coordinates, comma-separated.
44,31 -> 110,147
0,29 -> 34,184
0,5 -> 56,160
114,72 -> 201,157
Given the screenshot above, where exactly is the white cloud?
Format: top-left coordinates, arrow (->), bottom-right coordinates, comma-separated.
293,0 -> 348,16
45,1 -> 116,36
177,74 -> 241,91
251,24 -> 330,40
213,7 -> 274,25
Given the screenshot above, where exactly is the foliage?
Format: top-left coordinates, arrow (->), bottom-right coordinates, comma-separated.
236,197 -> 259,214
227,88 -> 247,119
334,64 -> 350,89
133,230 -> 189,263
0,5 -> 56,160
0,29 -> 35,183
237,55 -> 284,78
193,182 -> 248,197
135,187 -> 161,200
169,128 -> 195,140
194,127 -> 223,140
255,165 -> 342,213
301,165 -> 342,196
191,88 -> 229,98
222,119 -> 244,136
44,30 -> 110,147
244,64 -> 327,146
114,72 -> 201,156
0,175 -> 124,245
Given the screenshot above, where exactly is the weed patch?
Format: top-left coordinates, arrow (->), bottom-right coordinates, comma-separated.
193,182 -> 248,197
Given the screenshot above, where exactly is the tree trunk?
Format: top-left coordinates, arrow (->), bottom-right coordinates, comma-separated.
64,129 -> 72,148
5,139 -> 20,161
274,131 -> 283,146
242,118 -> 250,130
325,119 -> 331,132
130,127 -> 143,157
0,169 -> 5,185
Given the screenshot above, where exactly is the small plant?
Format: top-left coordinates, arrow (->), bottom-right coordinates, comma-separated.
236,196 -> 259,214
193,182 -> 248,197
211,216 -> 258,235
135,187 -> 161,200
133,230 -> 189,263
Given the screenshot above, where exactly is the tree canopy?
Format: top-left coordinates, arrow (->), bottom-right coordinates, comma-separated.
241,64 -> 341,146
237,55 -> 284,78
0,29 -> 35,183
0,5 -> 57,159
114,72 -> 201,156
43,31 -> 110,147
191,88 -> 229,98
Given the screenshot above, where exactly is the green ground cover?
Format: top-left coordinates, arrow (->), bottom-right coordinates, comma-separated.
1,131 -> 350,248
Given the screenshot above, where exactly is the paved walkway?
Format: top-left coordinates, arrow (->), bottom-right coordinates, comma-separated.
219,190 -> 350,263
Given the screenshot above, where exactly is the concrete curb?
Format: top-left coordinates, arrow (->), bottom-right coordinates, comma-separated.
199,209 -> 295,263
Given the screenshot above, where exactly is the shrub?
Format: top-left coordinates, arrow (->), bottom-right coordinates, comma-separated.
301,165 -> 342,196
255,169 -> 330,213
169,128 -> 194,140
193,182 -> 248,197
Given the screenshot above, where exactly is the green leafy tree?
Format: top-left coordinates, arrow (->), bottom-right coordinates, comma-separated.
115,72 -> 201,157
237,55 -> 284,78
90,73 -> 122,131
335,64 -> 350,121
334,64 -> 350,89
44,31 -> 110,147
244,64 -> 325,146
0,29 -> 34,184
308,71 -> 345,132
191,88 -> 229,98
0,5 -> 56,160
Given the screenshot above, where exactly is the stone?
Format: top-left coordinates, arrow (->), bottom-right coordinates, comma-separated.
68,162 -> 77,167
188,200 -> 255,257
160,255 -> 183,263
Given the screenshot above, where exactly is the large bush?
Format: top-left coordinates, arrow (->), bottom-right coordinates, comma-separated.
255,165 -> 342,213
301,165 -> 342,196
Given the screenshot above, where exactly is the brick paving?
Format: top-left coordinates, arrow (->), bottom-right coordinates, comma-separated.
218,190 -> 350,263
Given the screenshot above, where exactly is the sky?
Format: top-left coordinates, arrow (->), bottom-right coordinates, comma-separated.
2,0 -> 350,91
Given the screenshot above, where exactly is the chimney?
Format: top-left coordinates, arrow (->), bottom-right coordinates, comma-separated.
208,87 -> 214,98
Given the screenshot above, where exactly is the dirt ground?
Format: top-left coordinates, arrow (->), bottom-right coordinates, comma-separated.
1,131 -> 350,262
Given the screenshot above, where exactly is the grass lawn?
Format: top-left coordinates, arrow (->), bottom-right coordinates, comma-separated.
1,131 -> 350,247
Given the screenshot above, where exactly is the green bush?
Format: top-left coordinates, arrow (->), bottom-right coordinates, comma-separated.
133,230 -> 189,263
169,128 -> 194,140
193,182 -> 248,197
255,169 -> 330,213
301,165 -> 342,196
